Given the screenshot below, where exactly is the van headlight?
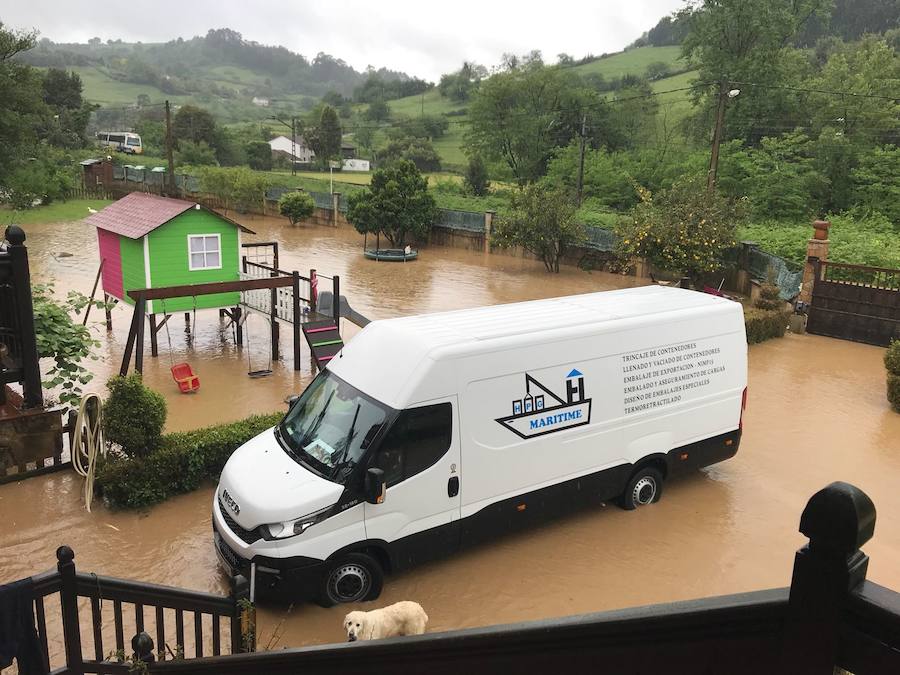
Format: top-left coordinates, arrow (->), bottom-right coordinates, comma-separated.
264,505 -> 333,540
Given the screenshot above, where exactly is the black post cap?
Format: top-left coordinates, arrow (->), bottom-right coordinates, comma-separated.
56,545 -> 75,563
4,225 -> 25,245
800,482 -> 876,556
132,631 -> 155,658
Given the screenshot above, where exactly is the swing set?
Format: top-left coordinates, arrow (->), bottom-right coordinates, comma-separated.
119,273 -> 308,383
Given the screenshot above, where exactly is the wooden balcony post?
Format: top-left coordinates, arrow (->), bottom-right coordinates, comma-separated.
57,545 -> 85,675
779,481 -> 875,675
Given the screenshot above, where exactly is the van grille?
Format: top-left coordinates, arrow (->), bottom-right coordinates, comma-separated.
218,501 -> 262,544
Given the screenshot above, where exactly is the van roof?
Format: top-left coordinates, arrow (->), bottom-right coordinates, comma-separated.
383,285 -> 736,349
330,286 -> 743,408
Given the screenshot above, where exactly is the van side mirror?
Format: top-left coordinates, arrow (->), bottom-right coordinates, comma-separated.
365,468 -> 386,505
285,394 -> 300,409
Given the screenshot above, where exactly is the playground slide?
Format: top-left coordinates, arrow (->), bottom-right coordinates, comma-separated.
316,291 -> 370,328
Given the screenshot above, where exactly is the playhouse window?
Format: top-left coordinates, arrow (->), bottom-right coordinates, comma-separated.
188,234 -> 221,270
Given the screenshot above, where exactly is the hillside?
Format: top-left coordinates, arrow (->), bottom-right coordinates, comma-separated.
572,46 -> 687,79
18,28 -> 414,122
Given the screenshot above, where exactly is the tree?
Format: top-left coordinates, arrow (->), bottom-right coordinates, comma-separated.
279,191 -> 315,225
176,140 -> 217,166
0,24 -> 44,181
464,155 -> 490,196
380,136 -> 441,172
41,68 -> 82,109
173,105 -> 218,147
364,99 -> 390,122
615,176 -> 746,282
492,185 -> 585,273
851,145 -> 900,223
644,61 -> 672,80
318,105 -> 342,166
346,160 -> 437,247
354,125 -> 375,155
465,65 -> 598,185
246,140 -> 273,170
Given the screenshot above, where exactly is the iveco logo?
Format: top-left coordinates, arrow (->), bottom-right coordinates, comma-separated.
220,489 -> 240,516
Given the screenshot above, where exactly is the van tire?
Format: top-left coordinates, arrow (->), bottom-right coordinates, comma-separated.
620,467 -> 664,510
316,553 -> 384,607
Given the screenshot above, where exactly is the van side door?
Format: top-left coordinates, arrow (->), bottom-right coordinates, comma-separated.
363,397 -> 461,571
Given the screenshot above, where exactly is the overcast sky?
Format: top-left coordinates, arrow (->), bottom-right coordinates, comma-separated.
4,0 -> 685,80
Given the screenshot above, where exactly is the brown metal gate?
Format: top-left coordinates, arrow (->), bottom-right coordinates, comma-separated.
806,259 -> 900,346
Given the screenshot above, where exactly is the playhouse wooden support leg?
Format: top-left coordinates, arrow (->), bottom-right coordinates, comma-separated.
234,307 -> 243,345
120,302 -> 141,376
134,297 -> 146,375
149,314 -> 158,357
104,293 -> 113,331
184,312 -> 191,331
272,320 -> 280,361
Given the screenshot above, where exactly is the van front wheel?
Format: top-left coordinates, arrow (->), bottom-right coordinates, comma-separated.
317,553 -> 384,607
620,467 -> 664,510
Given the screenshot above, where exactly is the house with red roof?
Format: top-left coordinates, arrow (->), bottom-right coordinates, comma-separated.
85,192 -> 254,314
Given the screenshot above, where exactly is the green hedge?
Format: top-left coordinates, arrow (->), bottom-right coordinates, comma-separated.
886,341 -> 900,412
96,412 -> 283,509
744,308 -> 790,344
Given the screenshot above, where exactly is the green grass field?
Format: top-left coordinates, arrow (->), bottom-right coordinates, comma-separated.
67,66 -> 191,107
2,199 -> 114,226
572,46 -> 686,79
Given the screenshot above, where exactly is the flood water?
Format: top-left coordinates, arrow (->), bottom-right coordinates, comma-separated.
2,215 -> 899,659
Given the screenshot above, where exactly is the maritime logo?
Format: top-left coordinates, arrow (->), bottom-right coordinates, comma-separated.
495,369 -> 592,439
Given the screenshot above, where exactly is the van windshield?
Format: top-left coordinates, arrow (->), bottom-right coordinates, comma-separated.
277,372 -> 391,482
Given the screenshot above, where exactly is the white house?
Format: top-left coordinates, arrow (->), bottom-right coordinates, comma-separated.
252,97 -> 270,107
268,135 -> 315,163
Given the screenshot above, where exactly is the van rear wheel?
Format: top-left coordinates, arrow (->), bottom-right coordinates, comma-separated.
620,467 -> 664,510
317,553 -> 384,607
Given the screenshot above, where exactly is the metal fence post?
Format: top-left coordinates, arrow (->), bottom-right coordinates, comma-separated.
292,271 -> 301,371
332,275 -> 341,324
57,546 -> 85,675
779,482 -> 875,675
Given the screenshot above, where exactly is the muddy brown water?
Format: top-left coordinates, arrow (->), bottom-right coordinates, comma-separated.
2,215 -> 899,661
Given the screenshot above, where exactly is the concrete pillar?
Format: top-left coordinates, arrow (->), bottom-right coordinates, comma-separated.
331,192 -> 341,227
484,211 -> 495,255
799,220 -> 830,305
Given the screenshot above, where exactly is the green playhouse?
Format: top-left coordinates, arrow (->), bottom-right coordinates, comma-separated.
87,192 -> 254,315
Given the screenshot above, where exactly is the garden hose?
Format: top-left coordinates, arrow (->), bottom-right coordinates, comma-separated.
72,393 -> 106,512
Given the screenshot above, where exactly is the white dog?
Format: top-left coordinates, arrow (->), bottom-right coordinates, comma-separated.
344,601 -> 429,642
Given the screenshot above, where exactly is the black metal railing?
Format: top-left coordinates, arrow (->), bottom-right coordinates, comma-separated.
26,546 -> 255,673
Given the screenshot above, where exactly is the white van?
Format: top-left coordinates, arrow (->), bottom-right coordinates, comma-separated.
213,286 -> 748,605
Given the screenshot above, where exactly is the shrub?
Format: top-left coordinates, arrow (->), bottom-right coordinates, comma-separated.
279,191 -> 315,225
884,340 -> 900,375
888,374 -> 900,413
96,412 -> 283,509
754,272 -> 783,311
744,308 -> 790,344
102,375 -> 167,458
886,341 -> 900,412
464,155 -> 490,196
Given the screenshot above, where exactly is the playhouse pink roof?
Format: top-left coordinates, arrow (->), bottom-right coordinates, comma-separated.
85,192 -> 253,238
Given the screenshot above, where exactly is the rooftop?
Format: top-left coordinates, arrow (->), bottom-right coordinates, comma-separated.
85,192 -> 254,239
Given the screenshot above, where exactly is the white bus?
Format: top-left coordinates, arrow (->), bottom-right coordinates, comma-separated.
213,286 -> 748,605
96,131 -> 143,154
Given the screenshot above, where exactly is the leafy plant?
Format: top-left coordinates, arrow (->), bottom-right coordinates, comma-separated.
492,184 -> 584,273
755,269 -> 784,311
278,191 -> 315,225
32,283 -> 104,407
615,176 -> 745,281
744,307 -> 791,344
346,160 -> 437,247
103,374 -> 167,459
464,155 -> 490,196
886,341 -> 900,413
96,412 -> 283,509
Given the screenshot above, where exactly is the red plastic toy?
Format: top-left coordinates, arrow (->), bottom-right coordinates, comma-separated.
170,362 -> 200,393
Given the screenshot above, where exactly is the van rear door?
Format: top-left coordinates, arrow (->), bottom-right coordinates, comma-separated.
364,398 -> 461,569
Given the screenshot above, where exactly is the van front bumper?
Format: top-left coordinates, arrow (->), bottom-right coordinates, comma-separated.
213,522 -> 327,599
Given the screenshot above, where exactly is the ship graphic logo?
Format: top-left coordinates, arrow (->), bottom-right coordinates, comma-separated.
496,369 -> 592,439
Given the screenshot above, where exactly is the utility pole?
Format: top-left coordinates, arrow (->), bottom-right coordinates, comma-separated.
576,112 -> 587,206
707,81 -> 728,192
291,117 -> 296,176
164,100 -> 176,196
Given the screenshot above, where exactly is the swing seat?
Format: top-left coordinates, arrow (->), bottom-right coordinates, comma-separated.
171,362 -> 200,393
